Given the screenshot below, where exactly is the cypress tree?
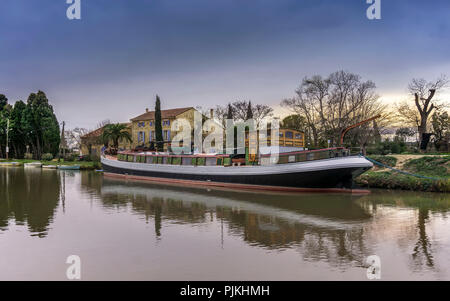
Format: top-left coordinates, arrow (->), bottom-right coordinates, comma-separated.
226,103 -> 233,120
246,101 -> 253,120
155,95 -> 164,151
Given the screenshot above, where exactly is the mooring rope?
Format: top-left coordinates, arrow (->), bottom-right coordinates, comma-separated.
363,155 -> 444,181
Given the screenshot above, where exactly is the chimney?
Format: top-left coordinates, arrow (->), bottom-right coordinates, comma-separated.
146,108 -> 149,113
210,109 -> 214,119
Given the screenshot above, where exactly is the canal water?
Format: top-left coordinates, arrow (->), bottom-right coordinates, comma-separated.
1,167 -> 449,281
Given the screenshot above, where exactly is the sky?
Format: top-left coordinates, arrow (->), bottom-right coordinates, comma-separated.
1,0 -> 450,129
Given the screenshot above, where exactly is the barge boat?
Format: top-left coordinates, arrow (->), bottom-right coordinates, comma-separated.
101,147 -> 373,193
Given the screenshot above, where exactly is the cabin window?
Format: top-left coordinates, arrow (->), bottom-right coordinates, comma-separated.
285,131 -> 293,139
149,121 -> 153,126
149,131 -> 154,141
163,120 -> 170,126
206,157 -> 216,166
295,133 -> 302,140
279,132 -> 284,138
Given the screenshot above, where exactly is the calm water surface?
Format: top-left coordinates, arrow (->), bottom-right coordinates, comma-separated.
1,167 -> 449,280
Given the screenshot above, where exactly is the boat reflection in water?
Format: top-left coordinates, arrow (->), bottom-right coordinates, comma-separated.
1,168 -> 450,280
93,176 -> 373,264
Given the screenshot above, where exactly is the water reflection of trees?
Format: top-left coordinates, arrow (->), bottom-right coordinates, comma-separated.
90,176 -> 374,267
359,191 -> 450,270
0,168 -> 61,237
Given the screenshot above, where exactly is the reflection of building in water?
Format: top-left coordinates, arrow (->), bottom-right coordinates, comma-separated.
0,168 -> 61,237
79,173 -> 450,271
92,176 -> 375,266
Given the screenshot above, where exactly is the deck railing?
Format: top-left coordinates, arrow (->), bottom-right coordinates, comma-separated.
117,147 -> 350,166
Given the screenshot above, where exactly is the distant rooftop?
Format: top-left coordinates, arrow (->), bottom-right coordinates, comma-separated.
130,107 -> 194,121
81,123 -> 131,138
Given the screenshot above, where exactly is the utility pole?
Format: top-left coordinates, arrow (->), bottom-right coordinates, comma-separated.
5,118 -> 9,160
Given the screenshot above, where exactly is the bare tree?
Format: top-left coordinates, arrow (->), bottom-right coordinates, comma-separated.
229,100 -> 273,127
282,71 -> 387,148
213,105 -> 228,127
66,127 -> 89,150
407,76 -> 448,147
96,119 -> 111,129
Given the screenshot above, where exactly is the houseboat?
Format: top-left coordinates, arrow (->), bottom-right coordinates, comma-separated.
101,147 -> 373,193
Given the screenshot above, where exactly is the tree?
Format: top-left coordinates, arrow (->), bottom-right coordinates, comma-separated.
281,114 -> 307,132
101,123 -> 132,150
66,127 -> 89,150
431,110 -> 450,151
395,127 -> 416,142
281,71 -> 387,149
155,95 -> 164,151
246,101 -> 253,120
0,94 -> 7,110
0,94 -> 11,158
9,100 -> 28,158
404,76 -> 448,148
22,91 -> 60,159
230,100 -> 273,127
227,103 -> 233,120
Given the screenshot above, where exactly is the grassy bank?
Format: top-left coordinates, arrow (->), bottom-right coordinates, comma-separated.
356,155 -> 450,192
0,159 -> 101,170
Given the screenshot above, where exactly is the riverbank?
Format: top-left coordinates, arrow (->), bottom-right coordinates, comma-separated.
356,155 -> 450,192
0,159 -> 101,170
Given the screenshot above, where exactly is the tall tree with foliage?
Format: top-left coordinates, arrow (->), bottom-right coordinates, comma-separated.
155,95 -> 164,151
22,91 -> 60,159
9,100 -> 28,158
246,101 -> 253,120
431,110 -> 450,151
0,94 -> 10,158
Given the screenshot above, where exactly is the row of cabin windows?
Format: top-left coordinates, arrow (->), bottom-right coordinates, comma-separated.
137,130 -> 171,143
137,120 -> 170,127
246,132 -> 303,140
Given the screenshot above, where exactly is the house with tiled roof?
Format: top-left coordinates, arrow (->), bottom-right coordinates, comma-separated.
80,123 -> 132,158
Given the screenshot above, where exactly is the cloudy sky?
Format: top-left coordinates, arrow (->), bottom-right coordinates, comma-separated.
1,0 -> 449,129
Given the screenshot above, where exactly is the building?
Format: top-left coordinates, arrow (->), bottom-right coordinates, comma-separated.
80,123 -> 132,158
130,107 -> 221,151
130,107 -> 197,150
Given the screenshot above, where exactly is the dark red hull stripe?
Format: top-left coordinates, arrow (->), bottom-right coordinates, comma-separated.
103,172 -> 370,194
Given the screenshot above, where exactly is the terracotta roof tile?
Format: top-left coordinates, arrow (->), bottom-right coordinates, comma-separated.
130,107 -> 194,121
81,123 -> 131,138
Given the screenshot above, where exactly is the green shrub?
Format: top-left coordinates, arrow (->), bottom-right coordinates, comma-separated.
65,154 -> 78,162
42,153 -> 54,161
367,155 -> 397,168
356,171 -> 447,192
403,156 -> 450,178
